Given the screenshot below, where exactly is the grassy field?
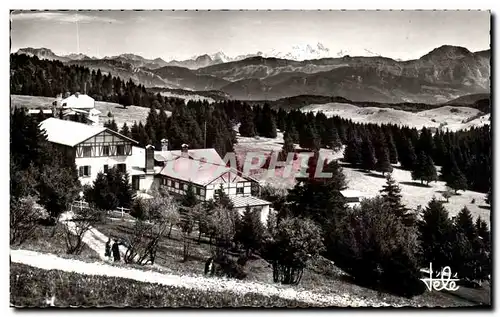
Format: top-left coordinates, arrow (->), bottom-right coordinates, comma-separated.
10,263 -> 310,308
234,132 -> 491,226
10,223 -> 101,263
93,218 -> 489,307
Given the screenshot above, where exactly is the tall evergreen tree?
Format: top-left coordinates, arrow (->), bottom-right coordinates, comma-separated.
279,130 -> 296,162
418,197 -> 455,271
236,205 -> 265,256
259,103 -> 277,138
287,122 -> 300,144
411,151 -> 438,185
343,137 -> 361,167
375,146 -> 393,175
119,123 -> 131,138
446,158 -> 468,194
379,173 -> 407,219
239,105 -> 257,137
399,135 -> 417,170
299,122 -> 320,150
360,138 -> 376,171
385,131 -> 399,164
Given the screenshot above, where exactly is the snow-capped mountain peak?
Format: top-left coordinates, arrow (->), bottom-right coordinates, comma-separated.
210,51 -> 231,63
265,42 -> 333,61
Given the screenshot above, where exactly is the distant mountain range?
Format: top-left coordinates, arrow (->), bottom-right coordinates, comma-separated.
14,44 -> 490,104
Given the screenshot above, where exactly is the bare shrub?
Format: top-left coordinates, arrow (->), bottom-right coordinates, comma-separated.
124,190 -> 179,265
10,196 -> 40,246
64,209 -> 104,255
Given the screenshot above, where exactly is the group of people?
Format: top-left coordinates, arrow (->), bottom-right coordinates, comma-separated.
105,238 -> 122,262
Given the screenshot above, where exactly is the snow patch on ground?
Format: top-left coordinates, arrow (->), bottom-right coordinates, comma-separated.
234,136 -> 490,226
301,103 -> 489,131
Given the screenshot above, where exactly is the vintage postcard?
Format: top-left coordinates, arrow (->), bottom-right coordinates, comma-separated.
9,9 -> 491,308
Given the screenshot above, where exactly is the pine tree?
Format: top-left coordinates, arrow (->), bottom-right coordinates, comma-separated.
259,103 -> 277,138
455,206 -> 476,241
379,173 -> 407,218
323,118 -> 342,151
137,122 -> 150,147
239,104 -> 257,137
375,146 -> 393,175
120,123 -> 131,138
418,197 -> 455,271
399,135 -> 417,170
485,187 -> 491,205
130,121 -> 139,142
360,138 -> 376,171
157,108 -> 170,143
287,122 -> 299,144
343,137 -> 361,166
299,122 -> 320,151
412,151 -> 437,185
385,131 -> 399,164
446,159 -> 468,194
236,205 -> 265,256
279,130 -> 296,162
182,183 -> 198,208
416,127 -> 434,156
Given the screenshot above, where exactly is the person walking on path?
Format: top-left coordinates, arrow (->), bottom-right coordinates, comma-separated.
112,240 -> 121,262
105,238 -> 112,260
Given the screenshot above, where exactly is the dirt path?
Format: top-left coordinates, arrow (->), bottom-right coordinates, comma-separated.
10,249 -> 393,307
60,211 -> 129,261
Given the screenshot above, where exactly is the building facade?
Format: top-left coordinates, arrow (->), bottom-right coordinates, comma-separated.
39,118 -> 153,190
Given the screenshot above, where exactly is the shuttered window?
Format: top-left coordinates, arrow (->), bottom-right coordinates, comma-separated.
79,166 -> 91,177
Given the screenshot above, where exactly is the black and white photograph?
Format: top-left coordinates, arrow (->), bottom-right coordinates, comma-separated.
8,9 -> 492,308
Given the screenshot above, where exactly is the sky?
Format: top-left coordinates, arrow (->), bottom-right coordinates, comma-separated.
10,10 -> 491,61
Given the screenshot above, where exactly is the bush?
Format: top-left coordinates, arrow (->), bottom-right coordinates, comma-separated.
331,197 -> 425,297
267,217 -> 324,285
10,196 -> 40,246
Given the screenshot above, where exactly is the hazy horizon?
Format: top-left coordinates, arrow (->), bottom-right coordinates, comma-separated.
10,10 -> 491,61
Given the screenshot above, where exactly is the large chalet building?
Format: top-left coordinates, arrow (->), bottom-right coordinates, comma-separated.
39,118 -> 271,223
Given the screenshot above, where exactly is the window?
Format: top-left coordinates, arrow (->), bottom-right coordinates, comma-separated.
83,146 -> 92,157
116,145 -> 125,156
174,182 -> 179,189
102,145 -> 110,156
183,184 -> 188,191
196,187 -> 201,195
103,165 -> 109,173
236,187 -> 244,195
116,163 -> 126,173
79,166 -> 91,177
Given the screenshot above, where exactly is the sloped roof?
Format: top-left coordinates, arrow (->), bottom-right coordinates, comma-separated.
39,118 -> 106,147
230,196 -> 271,208
39,118 -> 137,147
158,156 -> 233,186
340,189 -> 365,198
154,148 -> 225,165
61,93 -> 95,109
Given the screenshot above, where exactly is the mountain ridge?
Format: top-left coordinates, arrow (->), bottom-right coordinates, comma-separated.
13,44 -> 490,104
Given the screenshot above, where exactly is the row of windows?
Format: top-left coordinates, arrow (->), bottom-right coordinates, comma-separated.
78,144 -> 129,158
160,178 -> 245,196
78,163 -> 126,178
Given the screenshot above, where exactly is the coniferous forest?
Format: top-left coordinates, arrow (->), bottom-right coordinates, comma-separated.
11,53 -> 491,194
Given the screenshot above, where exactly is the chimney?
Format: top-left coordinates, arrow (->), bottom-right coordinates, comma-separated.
161,138 -> 169,152
181,144 -> 189,158
145,144 -> 155,173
